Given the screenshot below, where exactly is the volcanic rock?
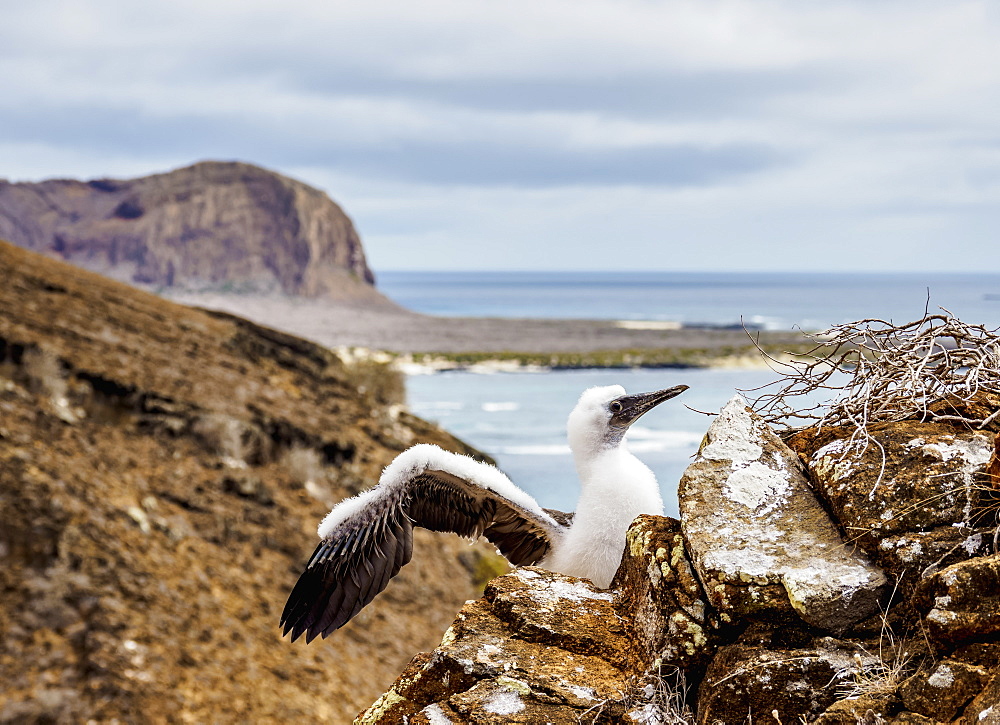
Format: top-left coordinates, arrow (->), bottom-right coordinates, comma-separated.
913,554 -> 1000,652
956,671 -> 1000,724
899,658 -> 991,720
792,422 -> 994,588
679,396 -> 887,632
611,514 -> 717,676
696,637 -> 888,723
0,161 -> 390,303
356,567 -> 636,724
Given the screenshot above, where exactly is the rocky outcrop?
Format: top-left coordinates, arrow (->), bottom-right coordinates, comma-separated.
357,568 -> 636,723
680,396 -> 887,633
611,515 -> 717,677
699,636 -> 893,722
0,161 -> 391,303
914,555 -> 1000,653
364,393 -> 1000,724
0,241 -> 498,723
790,422 -> 994,590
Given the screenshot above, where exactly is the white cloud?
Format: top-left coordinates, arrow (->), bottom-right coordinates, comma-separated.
1,0 -> 999,270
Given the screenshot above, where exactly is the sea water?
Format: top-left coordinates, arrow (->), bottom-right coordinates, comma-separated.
380,270 -> 1000,331
392,271 -> 1000,516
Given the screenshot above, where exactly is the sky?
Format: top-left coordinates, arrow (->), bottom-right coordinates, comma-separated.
1,0 -> 999,273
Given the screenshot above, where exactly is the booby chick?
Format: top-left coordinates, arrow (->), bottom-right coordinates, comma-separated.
280,383 -> 687,643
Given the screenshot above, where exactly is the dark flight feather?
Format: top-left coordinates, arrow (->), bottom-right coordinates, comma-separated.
280,464 -> 566,642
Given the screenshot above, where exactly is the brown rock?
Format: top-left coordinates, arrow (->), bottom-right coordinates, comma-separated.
793,421 -> 994,586
484,568 -> 632,667
890,713 -> 938,724
815,695 -> 899,723
679,396 -> 887,632
357,568 -> 637,724
899,658 -> 990,720
913,554 -> 1000,652
696,637 -> 887,723
951,642 -> 1000,669
0,161 -> 391,303
955,667 -> 1000,724
612,514 -> 717,676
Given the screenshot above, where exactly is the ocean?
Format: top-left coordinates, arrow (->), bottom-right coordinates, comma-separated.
384,271 -> 1000,516
379,270 -> 1000,331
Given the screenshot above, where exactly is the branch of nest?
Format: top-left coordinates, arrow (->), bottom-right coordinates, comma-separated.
743,310 -> 1000,436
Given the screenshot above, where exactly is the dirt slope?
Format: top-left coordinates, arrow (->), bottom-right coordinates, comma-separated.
0,240 -> 498,723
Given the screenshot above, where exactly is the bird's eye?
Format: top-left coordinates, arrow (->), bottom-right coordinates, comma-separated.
609,401 -> 623,413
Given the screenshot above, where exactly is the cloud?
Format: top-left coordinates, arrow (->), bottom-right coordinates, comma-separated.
331,140 -> 783,187
0,0 -> 999,270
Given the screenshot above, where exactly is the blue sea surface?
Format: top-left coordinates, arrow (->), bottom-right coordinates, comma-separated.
379,270 -> 1000,330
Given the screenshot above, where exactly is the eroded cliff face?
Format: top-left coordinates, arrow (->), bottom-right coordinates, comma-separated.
0,161 -> 390,304
362,396 -> 1000,724
0,241 -> 498,723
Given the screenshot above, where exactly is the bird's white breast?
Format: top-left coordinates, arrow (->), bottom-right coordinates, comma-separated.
543,448 -> 663,588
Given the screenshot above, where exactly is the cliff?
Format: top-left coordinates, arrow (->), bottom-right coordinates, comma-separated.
0,240 -> 500,723
0,161 -> 391,304
361,393 -> 1000,723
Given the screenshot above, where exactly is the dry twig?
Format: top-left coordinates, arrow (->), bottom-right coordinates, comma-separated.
744,310 -> 1000,435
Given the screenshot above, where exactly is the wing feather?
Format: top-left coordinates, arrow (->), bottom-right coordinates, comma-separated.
543,508 -> 575,528
280,444 -> 568,642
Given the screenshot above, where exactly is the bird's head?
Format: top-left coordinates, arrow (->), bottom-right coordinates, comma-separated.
567,384 -> 689,454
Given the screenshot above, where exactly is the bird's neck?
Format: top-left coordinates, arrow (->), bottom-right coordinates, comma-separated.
573,443 -> 628,482
570,443 -> 664,530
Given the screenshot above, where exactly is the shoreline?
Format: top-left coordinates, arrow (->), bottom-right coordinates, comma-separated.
390,347 -> 809,374
164,291 -> 815,370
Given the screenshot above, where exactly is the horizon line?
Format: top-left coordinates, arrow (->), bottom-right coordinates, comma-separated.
375,268 -> 1000,276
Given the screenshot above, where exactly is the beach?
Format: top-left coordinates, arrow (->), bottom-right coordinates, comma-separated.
164,291 -> 809,361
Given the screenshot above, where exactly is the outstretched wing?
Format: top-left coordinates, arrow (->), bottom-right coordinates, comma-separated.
280,444 -> 567,642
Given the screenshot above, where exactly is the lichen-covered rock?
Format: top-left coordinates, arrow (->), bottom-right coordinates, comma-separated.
482,567 -> 633,667
913,554 -> 1000,652
356,568 -> 636,724
612,515 -> 717,677
679,396 -> 887,632
792,422 -> 994,585
955,668 -> 1000,725
814,694 -> 899,723
898,658 -> 991,720
696,637 -> 886,723
358,404 -> 1000,724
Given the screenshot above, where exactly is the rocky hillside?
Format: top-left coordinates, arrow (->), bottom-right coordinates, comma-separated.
0,240 -> 501,723
0,161 -> 391,304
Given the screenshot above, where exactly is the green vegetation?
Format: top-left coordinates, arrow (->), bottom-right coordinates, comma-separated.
342,356 -> 407,406
404,342 -> 817,371
459,549 -> 512,592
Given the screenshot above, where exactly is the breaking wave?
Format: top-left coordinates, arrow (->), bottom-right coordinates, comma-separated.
482,401 -> 520,412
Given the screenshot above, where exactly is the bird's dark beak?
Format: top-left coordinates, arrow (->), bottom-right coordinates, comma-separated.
609,385 -> 688,429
